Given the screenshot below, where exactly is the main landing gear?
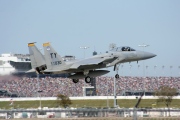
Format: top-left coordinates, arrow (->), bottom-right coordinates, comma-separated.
72,70 -> 92,83
85,76 -> 91,83
114,64 -> 120,79
72,70 -> 91,83
84,70 -> 91,83
72,76 -> 91,83
72,79 -> 79,83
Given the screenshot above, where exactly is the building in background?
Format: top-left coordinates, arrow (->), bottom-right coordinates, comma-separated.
0,53 -> 31,75
0,53 -> 76,77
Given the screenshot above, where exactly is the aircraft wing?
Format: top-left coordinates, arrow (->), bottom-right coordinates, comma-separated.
70,57 -> 117,69
43,58 -> 102,72
43,58 -> 103,73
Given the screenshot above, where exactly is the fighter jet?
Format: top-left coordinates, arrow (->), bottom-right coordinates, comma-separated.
27,42 -> 156,83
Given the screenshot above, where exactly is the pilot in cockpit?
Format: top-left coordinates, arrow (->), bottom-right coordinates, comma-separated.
121,47 -> 126,51
122,47 -> 131,51
126,47 -> 130,51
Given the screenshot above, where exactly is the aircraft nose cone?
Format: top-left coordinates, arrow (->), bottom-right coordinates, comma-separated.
143,52 -> 157,59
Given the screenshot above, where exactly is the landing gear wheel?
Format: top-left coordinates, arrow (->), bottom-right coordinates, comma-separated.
115,74 -> 119,79
72,79 -> 79,83
85,76 -> 91,83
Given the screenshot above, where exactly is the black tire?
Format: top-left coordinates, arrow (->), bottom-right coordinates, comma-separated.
72,79 -> 79,83
85,76 -> 91,83
115,74 -> 119,78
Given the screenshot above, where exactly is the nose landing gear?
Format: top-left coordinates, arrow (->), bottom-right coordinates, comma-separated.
115,74 -> 119,78
114,64 -> 120,79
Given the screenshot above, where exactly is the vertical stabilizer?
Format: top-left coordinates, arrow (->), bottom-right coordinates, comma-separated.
28,43 -> 46,73
43,42 -> 65,70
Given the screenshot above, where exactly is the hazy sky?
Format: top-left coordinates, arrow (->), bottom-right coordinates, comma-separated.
0,0 -> 180,77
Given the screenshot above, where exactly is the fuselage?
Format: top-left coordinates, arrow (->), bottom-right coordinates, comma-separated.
43,46 -> 156,77
57,49 -> 156,73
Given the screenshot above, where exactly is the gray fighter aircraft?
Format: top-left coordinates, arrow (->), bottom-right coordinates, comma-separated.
27,42 -> 156,83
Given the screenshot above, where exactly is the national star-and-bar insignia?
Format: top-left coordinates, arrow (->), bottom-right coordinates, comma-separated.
47,46 -> 50,51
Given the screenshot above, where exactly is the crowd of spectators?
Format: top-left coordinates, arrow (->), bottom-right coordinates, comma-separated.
96,76 -> 180,96
0,75 -> 180,97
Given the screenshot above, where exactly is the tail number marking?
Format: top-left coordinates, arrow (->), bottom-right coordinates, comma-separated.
51,61 -> 62,65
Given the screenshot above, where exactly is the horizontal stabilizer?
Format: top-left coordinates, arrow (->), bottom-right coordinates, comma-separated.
25,68 -> 36,73
44,68 -> 68,73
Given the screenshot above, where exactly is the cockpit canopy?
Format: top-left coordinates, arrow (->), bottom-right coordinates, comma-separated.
111,46 -> 136,52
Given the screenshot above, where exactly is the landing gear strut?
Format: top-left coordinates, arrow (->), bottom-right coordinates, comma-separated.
83,70 -> 92,83
114,64 -> 120,79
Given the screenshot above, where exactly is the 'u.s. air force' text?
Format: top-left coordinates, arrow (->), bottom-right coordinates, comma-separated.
51,61 -> 62,65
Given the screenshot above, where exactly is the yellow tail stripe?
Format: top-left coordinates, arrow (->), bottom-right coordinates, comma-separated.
43,42 -> 50,47
28,43 -> 35,47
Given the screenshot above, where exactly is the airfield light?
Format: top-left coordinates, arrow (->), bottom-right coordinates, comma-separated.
114,64 -> 120,107
113,77 -> 116,107
146,65 -> 148,76
37,48 -> 42,110
162,66 -> 165,76
154,65 -> 157,70
80,46 -> 90,58
138,43 -> 150,96
37,74 -> 42,109
106,79 -> 109,107
138,44 -> 149,47
121,65 -> 123,76
138,43 -> 150,75
129,65 -> 132,75
170,66 -> 173,76
154,65 -> 157,77
154,65 -> 158,88
138,65 -> 140,76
